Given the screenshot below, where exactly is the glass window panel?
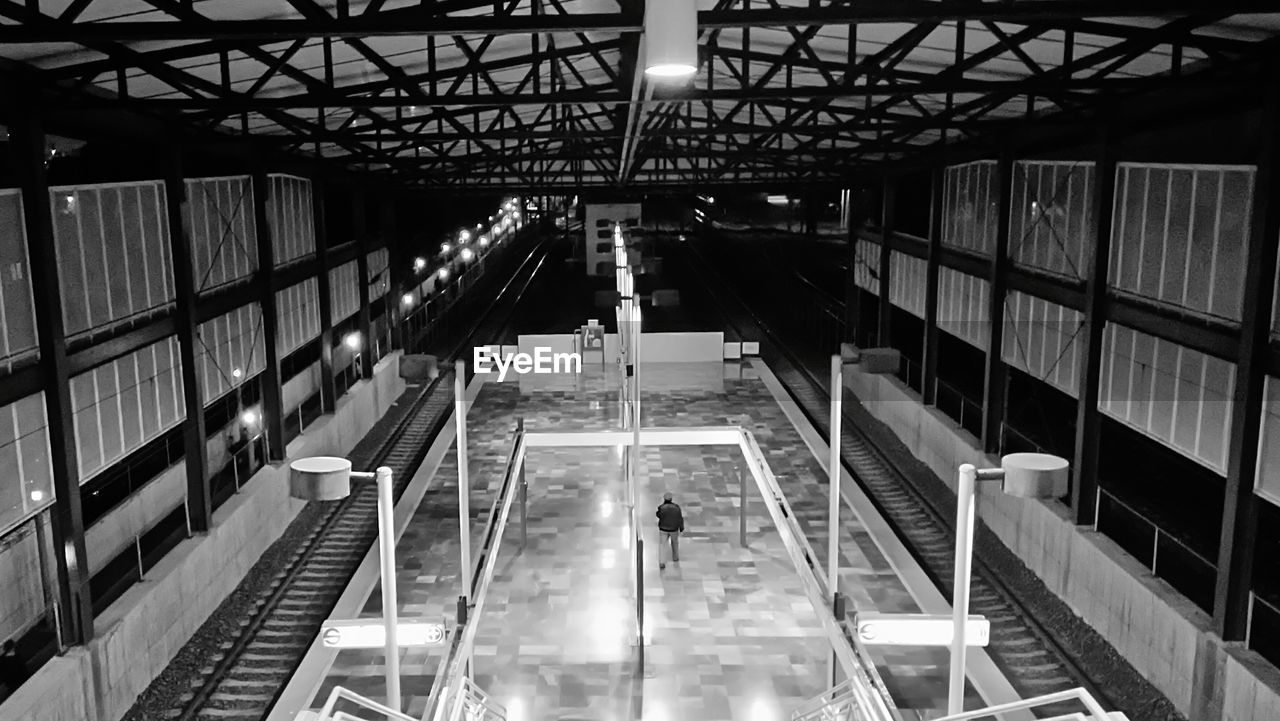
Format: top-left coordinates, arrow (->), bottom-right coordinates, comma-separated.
101,188 -> 133,322
1173,347 -> 1202,452
1163,170 -> 1194,304
1114,168 -> 1144,294
1130,330 -> 1155,427
0,440 -> 20,523
52,190 -> 88,336
79,190 -> 109,329
1140,168 -> 1169,300
118,186 -> 150,315
1212,170 -> 1251,320
18,430 -> 52,508
1257,377 -> 1280,504
1186,171 -> 1219,315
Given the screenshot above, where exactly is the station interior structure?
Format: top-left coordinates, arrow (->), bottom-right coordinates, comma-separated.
2,3 -> 1280,721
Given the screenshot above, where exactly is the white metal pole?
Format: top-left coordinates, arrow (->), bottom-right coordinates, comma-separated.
454,360 -> 472,600
827,354 -> 842,687
949,463 -> 978,715
375,466 -> 401,712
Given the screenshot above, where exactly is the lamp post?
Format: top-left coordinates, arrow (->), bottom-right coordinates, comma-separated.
948,453 -> 1069,715
289,457 -> 401,712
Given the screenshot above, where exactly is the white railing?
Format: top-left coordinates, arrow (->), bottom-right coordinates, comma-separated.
790,678 -> 862,721
737,429 -> 899,721
931,688 -> 1113,721
312,686 -> 417,721
441,677 -> 507,721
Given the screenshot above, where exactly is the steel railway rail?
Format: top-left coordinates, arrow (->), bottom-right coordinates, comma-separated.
131,235 -> 555,721
675,237 -> 1149,720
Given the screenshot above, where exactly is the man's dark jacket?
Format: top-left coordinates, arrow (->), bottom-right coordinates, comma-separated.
656,502 -> 684,533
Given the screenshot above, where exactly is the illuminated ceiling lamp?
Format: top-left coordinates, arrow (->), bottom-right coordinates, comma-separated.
644,0 -> 697,79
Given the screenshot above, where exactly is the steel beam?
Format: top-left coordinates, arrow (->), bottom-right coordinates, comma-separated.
981,153 -> 1014,453
8,96 -> 95,645
352,191 -> 375,380
1213,65 -> 1280,641
164,145 -> 212,533
251,167 -> 287,460
313,178 -> 337,414
1071,125 -> 1119,526
922,168 -> 943,405
0,2 -> 1268,42
877,180 -> 895,347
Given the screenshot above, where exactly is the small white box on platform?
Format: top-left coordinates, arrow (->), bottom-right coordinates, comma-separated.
741,342 -> 760,355
723,342 -> 742,360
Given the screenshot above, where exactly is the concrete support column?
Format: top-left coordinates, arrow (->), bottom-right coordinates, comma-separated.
1071,125 -> 1119,526
163,145 -> 211,532
980,153 -> 1014,454
844,188 -> 861,345
251,166 -> 287,461
352,191 -> 375,379
922,167 -> 944,405
1214,64 -> 1280,641
312,178 -> 337,414
9,97 -> 95,645
878,180 -> 895,347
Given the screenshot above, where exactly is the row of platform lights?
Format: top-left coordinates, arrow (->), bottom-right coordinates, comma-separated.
219,199 -> 523,449
404,198 -> 522,310
282,197 -> 525,715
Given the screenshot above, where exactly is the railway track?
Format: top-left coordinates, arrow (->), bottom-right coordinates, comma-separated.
678,237 -> 1115,719
134,236 -> 554,721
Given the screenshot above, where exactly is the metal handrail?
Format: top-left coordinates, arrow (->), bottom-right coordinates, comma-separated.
422,430 -> 526,721
314,686 -> 417,721
931,687 -> 1109,721
737,429 -> 899,721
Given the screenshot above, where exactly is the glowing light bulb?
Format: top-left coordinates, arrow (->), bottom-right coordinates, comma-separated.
402,293 -> 414,307
30,489 -> 45,503
478,236 -> 489,247
437,267 -> 450,280
414,257 -> 427,271
345,332 -> 362,350
460,248 -> 474,262
232,367 -> 243,379
441,242 -> 451,254
242,410 -> 258,426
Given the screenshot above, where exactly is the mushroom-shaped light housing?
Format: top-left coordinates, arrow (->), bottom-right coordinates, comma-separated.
290,456 -> 353,501
1000,453 -> 1069,499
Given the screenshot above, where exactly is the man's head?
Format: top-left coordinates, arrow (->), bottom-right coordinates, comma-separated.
663,492 -> 673,502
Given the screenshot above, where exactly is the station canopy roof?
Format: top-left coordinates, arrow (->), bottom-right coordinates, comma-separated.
1,1 -> 1279,190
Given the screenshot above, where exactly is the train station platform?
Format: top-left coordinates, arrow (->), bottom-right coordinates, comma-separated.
269,357 -> 1021,721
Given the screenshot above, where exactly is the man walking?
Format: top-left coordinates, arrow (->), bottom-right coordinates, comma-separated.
656,492 -> 684,570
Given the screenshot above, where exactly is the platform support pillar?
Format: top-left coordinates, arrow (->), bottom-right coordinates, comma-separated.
313,178 -> 337,414
1215,63 -> 1280,641
922,167 -> 944,405
980,153 -> 1013,454
251,164 -> 286,461
9,93 -> 94,646
1071,120 -> 1119,526
353,192 -> 375,379
877,180 -> 895,347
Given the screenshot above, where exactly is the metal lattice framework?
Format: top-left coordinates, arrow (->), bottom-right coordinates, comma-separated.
2,0 -> 1279,189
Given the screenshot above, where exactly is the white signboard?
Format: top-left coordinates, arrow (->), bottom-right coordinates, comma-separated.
854,612 -> 990,647
319,618 -> 448,649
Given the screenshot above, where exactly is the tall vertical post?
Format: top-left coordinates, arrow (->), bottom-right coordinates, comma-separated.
375,466 -> 401,712
827,355 -> 843,688
980,153 -> 1014,454
1214,63 -> 1280,641
877,180 -> 895,347
312,179 -> 337,414
922,167 -> 944,405
383,196 -> 407,352
738,465 -> 748,548
1071,123 -> 1119,526
454,360 -> 472,596
949,464 -> 978,715
9,95 -> 95,645
352,191 -> 375,379
251,166 -> 286,460
164,145 -> 211,532
844,187 -> 862,345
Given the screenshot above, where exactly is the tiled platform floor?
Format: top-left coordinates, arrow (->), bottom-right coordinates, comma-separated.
301,363 -> 987,720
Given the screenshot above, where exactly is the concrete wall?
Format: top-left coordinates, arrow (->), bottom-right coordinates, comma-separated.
842,365 -> 1280,721
0,352 -> 406,721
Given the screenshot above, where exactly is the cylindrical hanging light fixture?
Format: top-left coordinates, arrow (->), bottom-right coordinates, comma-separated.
644,0 -> 697,78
